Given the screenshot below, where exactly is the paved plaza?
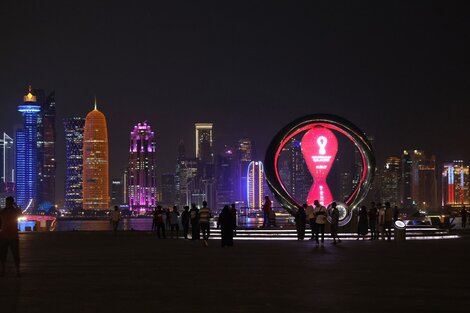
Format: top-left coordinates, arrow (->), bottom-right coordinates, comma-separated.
1,232 -> 469,313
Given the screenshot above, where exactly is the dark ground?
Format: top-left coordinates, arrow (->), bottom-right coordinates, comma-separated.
1,232 -> 469,313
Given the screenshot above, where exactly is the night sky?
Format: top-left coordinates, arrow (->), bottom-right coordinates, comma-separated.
1,1 -> 469,206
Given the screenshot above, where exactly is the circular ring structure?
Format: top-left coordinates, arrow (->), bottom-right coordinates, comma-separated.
264,113 -> 375,217
326,202 -> 353,227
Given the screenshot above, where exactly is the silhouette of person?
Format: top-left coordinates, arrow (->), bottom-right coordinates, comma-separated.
330,202 -> 341,244
0,197 -> 22,277
295,204 -> 307,240
181,206 -> 190,239
218,205 -> 235,247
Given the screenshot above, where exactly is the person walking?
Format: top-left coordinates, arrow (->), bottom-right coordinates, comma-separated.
189,204 -> 200,240
110,205 -> 121,234
295,204 -> 307,240
382,202 -> 393,241
313,200 -> 327,245
305,204 -> 315,240
0,197 -> 22,277
368,202 -> 378,240
181,206 -> 190,239
357,206 -> 368,240
330,202 -> 341,244
170,206 -> 180,238
262,196 -> 272,227
461,206 -> 467,228
199,201 -> 212,246
155,206 -> 166,239
230,203 -> 237,236
218,205 -> 235,247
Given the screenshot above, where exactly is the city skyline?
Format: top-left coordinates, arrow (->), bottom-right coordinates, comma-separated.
1,2 -> 470,207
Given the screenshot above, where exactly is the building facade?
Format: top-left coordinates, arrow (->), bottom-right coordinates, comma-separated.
247,161 -> 265,209
381,156 -> 401,206
82,102 -> 109,210
442,160 -> 470,207
64,117 -> 85,211
128,122 -> 157,213
1,133 -> 14,193
16,87 -> 41,210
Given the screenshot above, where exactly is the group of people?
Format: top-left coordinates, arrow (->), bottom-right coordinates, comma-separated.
294,200 -> 399,243
151,201 -> 237,247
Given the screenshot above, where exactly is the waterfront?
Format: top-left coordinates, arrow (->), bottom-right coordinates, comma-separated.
1,232 -> 469,313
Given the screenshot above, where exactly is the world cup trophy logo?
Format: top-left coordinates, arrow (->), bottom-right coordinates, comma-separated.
301,127 -> 338,206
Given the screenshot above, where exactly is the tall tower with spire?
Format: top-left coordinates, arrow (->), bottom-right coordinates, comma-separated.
82,98 -> 110,210
16,86 -> 41,210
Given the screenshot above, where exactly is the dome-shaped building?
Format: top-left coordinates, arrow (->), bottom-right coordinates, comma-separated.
82,100 -> 109,210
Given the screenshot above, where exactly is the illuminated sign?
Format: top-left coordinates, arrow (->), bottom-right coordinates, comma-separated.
301,127 -> 338,206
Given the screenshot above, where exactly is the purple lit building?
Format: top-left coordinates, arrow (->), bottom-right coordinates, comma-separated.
128,122 -> 157,214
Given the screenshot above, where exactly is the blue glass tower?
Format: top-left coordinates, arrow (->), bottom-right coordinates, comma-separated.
16,86 -> 41,210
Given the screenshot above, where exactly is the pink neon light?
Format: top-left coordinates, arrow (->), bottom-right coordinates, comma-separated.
273,123 -> 368,207
301,127 -> 338,206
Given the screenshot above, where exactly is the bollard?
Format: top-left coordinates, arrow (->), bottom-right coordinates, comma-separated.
394,220 -> 406,242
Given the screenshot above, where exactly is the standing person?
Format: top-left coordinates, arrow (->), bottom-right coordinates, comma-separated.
199,201 -> 212,246
218,205 -> 235,247
0,197 -> 22,277
181,206 -> 190,239
368,202 -> 378,240
377,203 -> 385,240
152,207 -> 158,232
189,204 -> 200,240
165,208 -> 171,230
262,196 -> 272,227
295,204 -> 307,240
383,202 -> 393,241
170,206 -> 180,238
357,206 -> 368,240
230,203 -> 237,236
305,204 -> 315,240
313,200 -> 327,245
461,206 -> 467,228
393,206 -> 400,222
330,202 -> 341,244
155,206 -> 166,239
110,206 -> 121,233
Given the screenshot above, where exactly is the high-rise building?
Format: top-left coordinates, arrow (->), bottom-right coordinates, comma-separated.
16,86 -> 41,210
401,150 -> 437,209
82,101 -> 109,211
64,117 -> 85,212
128,122 -> 156,213
175,141 -> 198,207
238,138 -> 252,204
217,147 -> 238,208
442,160 -> 470,207
338,170 -> 352,202
161,173 -> 175,206
36,90 -> 56,207
247,161 -> 265,209
289,139 -> 312,204
381,156 -> 401,206
195,123 -> 213,163
0,133 -> 14,193
111,178 -> 124,206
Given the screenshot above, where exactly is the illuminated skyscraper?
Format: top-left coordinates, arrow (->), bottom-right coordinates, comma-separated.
247,161 -> 265,209
128,122 -> 156,213
16,86 -> 41,210
217,147 -> 238,208
289,139 -> 312,204
442,161 -> 469,207
381,156 -> 401,206
175,141 -> 198,207
36,90 -> 56,207
64,117 -> 85,211
0,133 -> 14,193
195,123 -> 213,163
401,150 -> 437,209
83,101 -> 109,210
238,138 -> 252,203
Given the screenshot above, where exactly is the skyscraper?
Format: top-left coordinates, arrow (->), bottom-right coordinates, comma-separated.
442,160 -> 470,207
247,161 -> 265,209
128,122 -> 156,213
401,150 -> 437,209
36,90 -> 56,207
64,117 -> 85,212
289,139 -> 312,204
83,101 -> 109,211
217,147 -> 238,208
161,173 -> 175,206
238,138 -> 252,204
0,133 -> 14,193
175,141 -> 198,207
195,123 -> 213,163
111,178 -> 124,206
16,86 -> 41,210
381,156 -> 401,206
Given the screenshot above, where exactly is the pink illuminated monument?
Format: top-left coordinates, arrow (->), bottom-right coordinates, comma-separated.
301,126 -> 338,206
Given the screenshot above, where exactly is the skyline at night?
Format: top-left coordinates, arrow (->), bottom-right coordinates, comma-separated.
1,1 -> 470,206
